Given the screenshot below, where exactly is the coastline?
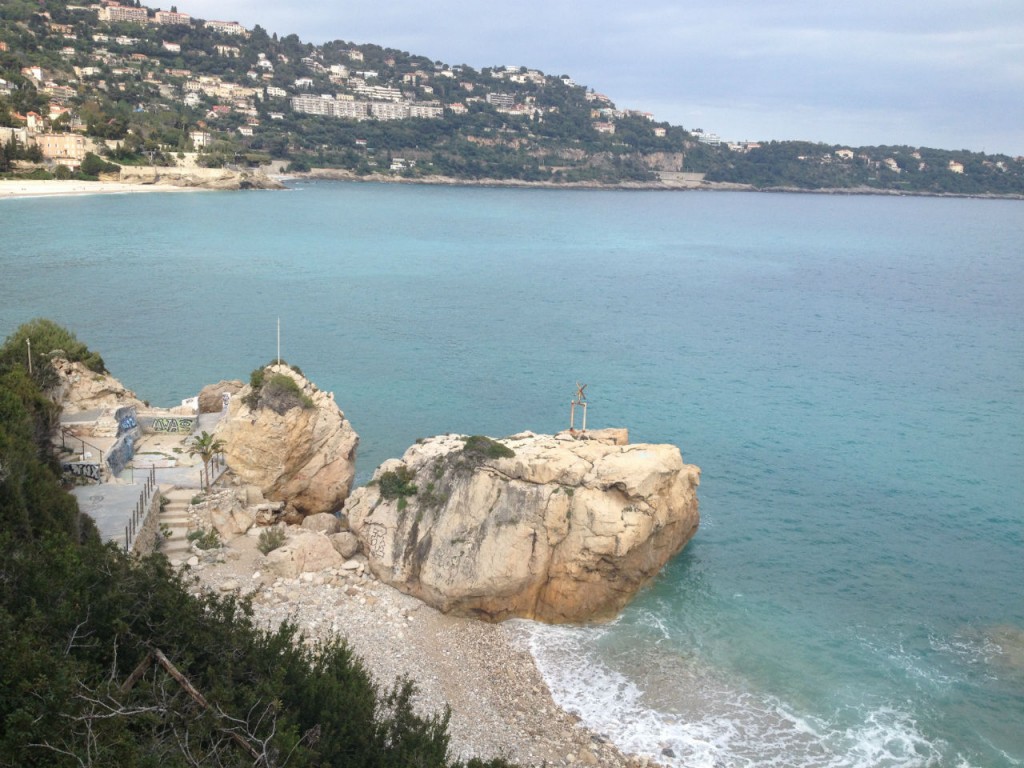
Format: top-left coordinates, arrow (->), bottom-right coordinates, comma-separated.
185,533 -> 657,768
289,168 -> 1024,199
4,172 -> 1022,201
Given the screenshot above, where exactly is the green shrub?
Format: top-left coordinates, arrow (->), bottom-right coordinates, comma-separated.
257,527 -> 287,554
378,466 -> 418,501
80,151 -> 120,176
461,435 -> 515,460
249,366 -> 266,390
186,527 -> 221,550
0,318 -> 106,392
242,365 -> 313,413
19,168 -> 54,180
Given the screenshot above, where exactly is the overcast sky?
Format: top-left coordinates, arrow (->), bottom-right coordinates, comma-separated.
179,0 -> 1024,155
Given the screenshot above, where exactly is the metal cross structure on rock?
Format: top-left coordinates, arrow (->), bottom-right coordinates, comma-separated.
569,382 -> 588,435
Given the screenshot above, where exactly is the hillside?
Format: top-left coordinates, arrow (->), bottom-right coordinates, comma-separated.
1,0 -> 1023,194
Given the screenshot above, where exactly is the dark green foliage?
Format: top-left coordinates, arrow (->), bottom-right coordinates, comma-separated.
378,465 -> 418,501
186,527 -> 221,550
461,435 -> 515,460
242,364 -> 313,413
0,318 -> 106,392
0,369 -> 91,544
262,373 -> 313,413
79,151 -> 121,178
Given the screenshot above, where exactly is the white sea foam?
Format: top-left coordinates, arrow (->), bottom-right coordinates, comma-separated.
520,621 -> 973,768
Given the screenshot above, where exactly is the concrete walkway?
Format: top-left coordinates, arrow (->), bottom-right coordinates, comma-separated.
71,409 -> 228,550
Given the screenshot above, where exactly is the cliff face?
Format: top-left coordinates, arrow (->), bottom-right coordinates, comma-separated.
52,358 -> 146,413
216,365 -> 359,517
117,166 -> 285,190
344,430 -> 700,623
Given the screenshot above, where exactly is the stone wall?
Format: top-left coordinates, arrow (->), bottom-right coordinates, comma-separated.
131,490 -> 164,555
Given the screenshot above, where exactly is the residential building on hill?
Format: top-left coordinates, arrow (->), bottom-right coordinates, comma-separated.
98,4 -> 148,24
204,20 -> 248,37
154,10 -> 191,25
35,132 -> 87,166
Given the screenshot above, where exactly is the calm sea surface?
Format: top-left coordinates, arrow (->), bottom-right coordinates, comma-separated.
2,183 -> 1022,767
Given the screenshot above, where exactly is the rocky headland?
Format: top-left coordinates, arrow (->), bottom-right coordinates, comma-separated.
215,364 -> 359,518
116,165 -> 285,190
345,430 -> 700,623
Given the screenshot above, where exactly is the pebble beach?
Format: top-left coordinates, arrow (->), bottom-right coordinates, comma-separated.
183,533 -> 656,768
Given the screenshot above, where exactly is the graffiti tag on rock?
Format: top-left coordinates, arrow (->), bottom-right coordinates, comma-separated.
151,417 -> 195,434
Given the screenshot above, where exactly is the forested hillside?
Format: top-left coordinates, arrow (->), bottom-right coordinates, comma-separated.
1,0 -> 1022,192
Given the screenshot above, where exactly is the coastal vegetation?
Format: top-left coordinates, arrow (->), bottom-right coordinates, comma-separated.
243,363 -> 314,413
1,0 -> 1022,193
257,526 -> 287,554
461,435 -> 516,461
375,465 -> 418,512
187,429 -> 225,491
0,320 -> 515,768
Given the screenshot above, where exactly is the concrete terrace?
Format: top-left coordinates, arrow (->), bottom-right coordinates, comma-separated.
68,411 -> 227,551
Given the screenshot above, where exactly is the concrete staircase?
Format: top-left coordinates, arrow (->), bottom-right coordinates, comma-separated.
158,487 -> 194,562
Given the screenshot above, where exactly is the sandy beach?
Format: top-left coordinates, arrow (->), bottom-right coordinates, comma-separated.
182,531 -> 657,768
0,178 -> 204,200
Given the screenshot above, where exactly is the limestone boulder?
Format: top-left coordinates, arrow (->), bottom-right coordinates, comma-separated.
302,512 -> 341,534
198,380 -> 244,413
208,497 -> 257,540
264,530 -> 345,578
345,431 -> 700,623
216,365 -> 358,516
330,531 -> 361,559
52,358 -> 145,413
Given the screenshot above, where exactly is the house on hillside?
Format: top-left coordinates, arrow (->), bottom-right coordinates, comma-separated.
36,133 -> 88,167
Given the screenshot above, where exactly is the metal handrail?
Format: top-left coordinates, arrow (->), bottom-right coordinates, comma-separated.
60,426 -> 104,467
199,452 -> 227,491
124,466 -> 157,552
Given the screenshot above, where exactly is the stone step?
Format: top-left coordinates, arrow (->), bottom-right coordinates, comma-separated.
160,513 -> 189,525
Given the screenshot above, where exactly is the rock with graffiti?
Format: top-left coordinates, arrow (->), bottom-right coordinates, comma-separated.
142,416 -> 196,435
116,406 -> 139,436
62,461 -> 101,482
106,435 -> 135,476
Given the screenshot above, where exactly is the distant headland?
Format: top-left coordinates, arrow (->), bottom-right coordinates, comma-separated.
2,1 -> 1023,197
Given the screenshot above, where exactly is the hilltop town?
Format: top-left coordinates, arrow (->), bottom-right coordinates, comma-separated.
2,0 -> 1023,194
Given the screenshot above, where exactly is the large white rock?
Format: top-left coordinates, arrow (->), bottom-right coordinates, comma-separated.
344,431 -> 700,623
264,530 -> 345,578
207,492 -> 258,540
217,365 -> 358,516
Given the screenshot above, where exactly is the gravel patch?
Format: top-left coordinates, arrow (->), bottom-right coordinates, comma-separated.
179,533 -> 660,767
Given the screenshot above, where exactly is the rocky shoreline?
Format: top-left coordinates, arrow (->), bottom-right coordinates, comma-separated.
183,532 -> 659,768
5,168 -> 1021,200
291,168 -> 1024,199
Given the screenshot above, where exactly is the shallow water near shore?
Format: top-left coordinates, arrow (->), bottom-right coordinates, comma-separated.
2,183 -> 1023,766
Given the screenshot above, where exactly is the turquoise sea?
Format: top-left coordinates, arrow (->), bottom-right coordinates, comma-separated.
2,183 -> 1022,767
